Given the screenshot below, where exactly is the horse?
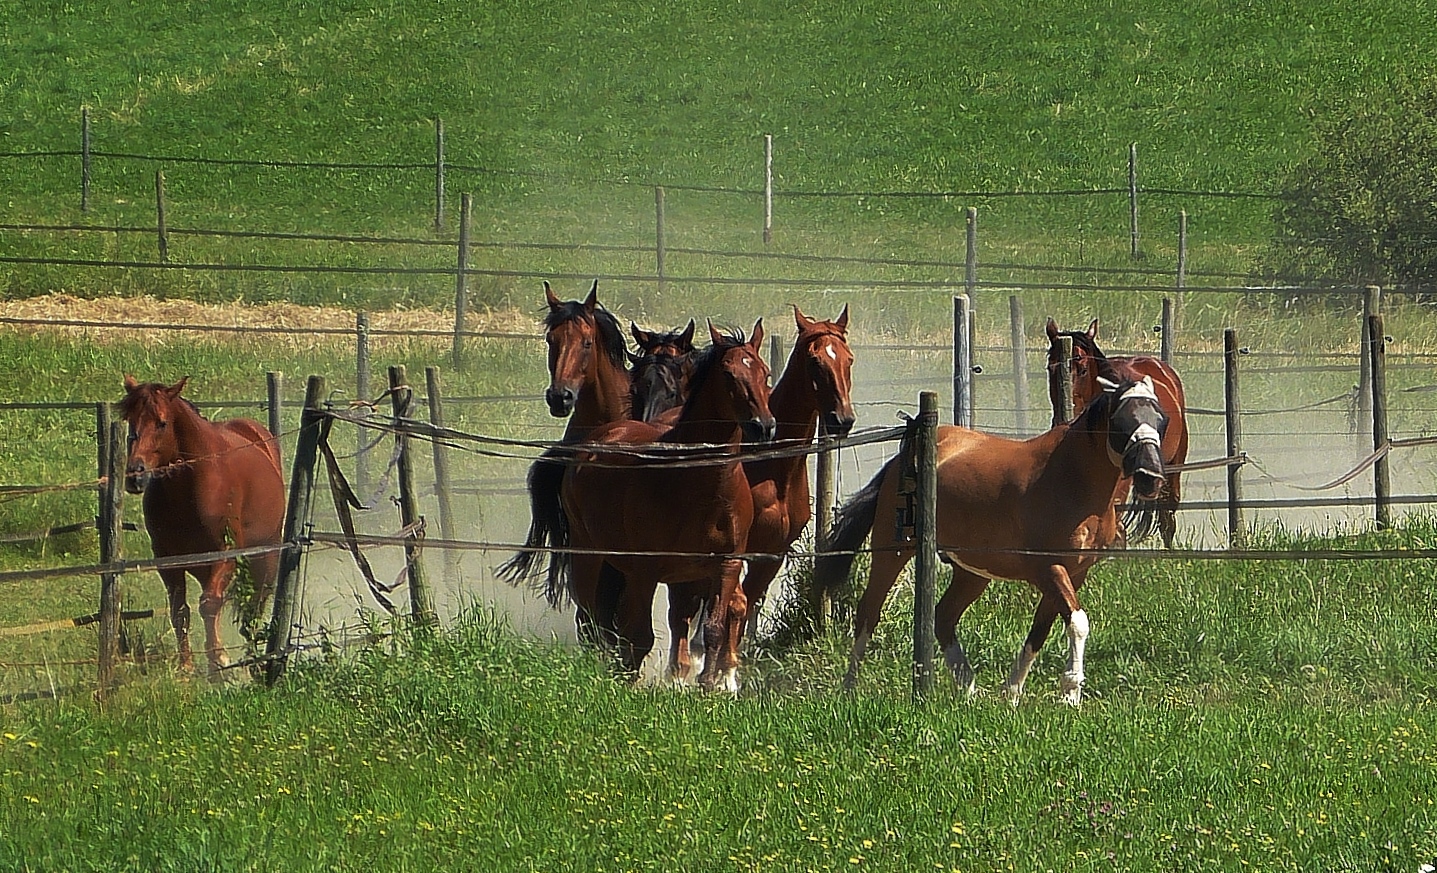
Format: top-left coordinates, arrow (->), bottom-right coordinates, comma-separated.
664,305 -> 857,683
119,376 -> 286,676
496,281 -> 633,603
814,365 -> 1168,705
1046,317 -> 1189,547
561,321 -> 776,692
628,318 -> 697,422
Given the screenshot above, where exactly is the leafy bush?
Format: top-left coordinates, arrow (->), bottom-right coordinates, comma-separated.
1267,74 -> 1437,291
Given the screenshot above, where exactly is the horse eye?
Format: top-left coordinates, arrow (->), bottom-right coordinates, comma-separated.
583,339 -> 594,350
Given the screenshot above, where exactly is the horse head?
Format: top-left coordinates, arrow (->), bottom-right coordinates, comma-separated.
629,318 -> 697,422
1094,371 -> 1168,501
1045,317 -> 1106,422
793,304 -> 856,438
705,319 -> 776,444
542,279 -> 627,417
119,375 -> 191,494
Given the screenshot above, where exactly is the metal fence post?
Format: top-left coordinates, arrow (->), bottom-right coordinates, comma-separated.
1225,329 -> 1247,549
953,295 -> 972,427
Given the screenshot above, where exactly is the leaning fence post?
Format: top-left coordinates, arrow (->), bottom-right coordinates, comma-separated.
452,193 -> 472,368
265,375 -> 326,687
97,411 -> 125,700
425,366 -> 461,584
1369,314 -> 1391,529
390,366 -> 437,629
913,391 -> 939,702
1008,295 -> 1028,435
355,311 -> 371,497
1224,329 -> 1247,549
953,294 -> 972,427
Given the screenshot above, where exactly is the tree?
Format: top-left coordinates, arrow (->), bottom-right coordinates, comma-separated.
1268,76 -> 1437,292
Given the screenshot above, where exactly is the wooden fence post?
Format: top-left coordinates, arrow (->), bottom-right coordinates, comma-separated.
952,295 -> 972,427
97,409 -> 125,700
811,436 -> 836,631
1160,296 -> 1174,364
1052,335 -> 1074,427
1008,294 -> 1028,435
912,390 -> 939,701
434,117 -> 446,233
655,186 -> 667,296
425,365 -> 461,584
763,134 -> 773,245
1359,286 -> 1381,435
1369,314 -> 1391,529
155,170 -> 169,263
265,375 -> 326,687
355,311 -> 371,498
452,193 -> 472,368
389,365 -> 436,629
1225,329 -> 1247,549
1128,143 -> 1140,259
81,107 -> 91,213
266,371 -> 283,453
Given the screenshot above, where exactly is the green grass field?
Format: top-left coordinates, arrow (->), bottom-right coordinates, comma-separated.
4,2 -> 1437,870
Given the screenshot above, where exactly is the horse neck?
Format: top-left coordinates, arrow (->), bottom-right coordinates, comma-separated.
564,355 -> 632,441
763,362 -> 820,472
167,401 -> 218,462
667,380 -> 744,448
1048,409 -> 1123,503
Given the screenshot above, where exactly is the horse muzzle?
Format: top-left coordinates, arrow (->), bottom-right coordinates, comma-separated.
820,410 -> 856,439
545,386 -> 576,417
742,417 -> 777,443
125,463 -> 151,495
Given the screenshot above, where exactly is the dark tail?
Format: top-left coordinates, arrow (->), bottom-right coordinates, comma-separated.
496,449 -> 572,608
813,454 -> 901,598
1120,501 -> 1158,546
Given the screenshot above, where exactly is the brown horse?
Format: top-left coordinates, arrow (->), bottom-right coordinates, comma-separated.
1046,317 -> 1189,547
561,322 -> 775,692
815,365 -> 1168,705
665,305 -> 856,682
497,281 -> 633,601
120,376 -> 286,675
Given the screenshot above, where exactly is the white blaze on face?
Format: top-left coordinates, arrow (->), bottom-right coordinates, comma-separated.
825,341 -> 837,361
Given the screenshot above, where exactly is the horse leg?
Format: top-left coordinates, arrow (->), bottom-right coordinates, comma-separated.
665,581 -> 704,685
1008,565 -> 1089,706
935,563 -> 991,697
594,561 -> 625,647
697,559 -> 745,694
1004,595 -> 1059,706
740,556 -> 782,647
160,567 -> 195,673
567,552 -> 605,647
199,560 -> 237,677
613,578 -> 659,682
844,546 -> 913,689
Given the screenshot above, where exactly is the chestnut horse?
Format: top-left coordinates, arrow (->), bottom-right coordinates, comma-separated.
120,376 -> 285,675
561,322 -> 775,692
1046,317 -> 1189,547
665,305 -> 857,682
497,281 -> 633,602
815,366 -> 1168,705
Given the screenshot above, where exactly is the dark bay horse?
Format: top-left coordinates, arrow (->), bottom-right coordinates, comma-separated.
629,318 -> 697,422
561,322 -> 776,692
497,281 -> 633,600
1046,317 -> 1189,547
120,376 -> 286,675
665,306 -> 856,682
815,367 -> 1168,705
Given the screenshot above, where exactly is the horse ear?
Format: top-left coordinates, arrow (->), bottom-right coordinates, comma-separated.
708,319 -> 724,346
1087,318 -> 1100,340
544,281 -> 561,311
168,376 -> 190,398
123,374 -> 139,392
630,321 -> 651,347
583,279 -> 599,311
679,319 -> 696,349
1045,317 -> 1060,341
1142,375 -> 1155,392
793,305 -> 813,332
834,303 -> 849,331
750,318 -> 765,350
